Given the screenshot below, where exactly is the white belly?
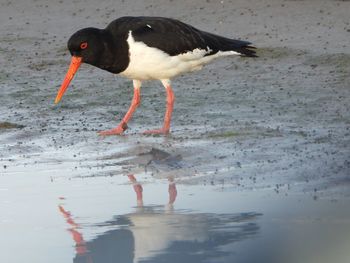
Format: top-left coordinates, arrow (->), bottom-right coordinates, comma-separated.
119,32 -> 239,81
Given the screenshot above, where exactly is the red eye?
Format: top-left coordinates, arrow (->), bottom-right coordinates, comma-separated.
80,42 -> 88,49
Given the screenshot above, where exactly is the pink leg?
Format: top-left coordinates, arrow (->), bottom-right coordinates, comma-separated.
99,80 -> 141,136
128,174 -> 143,207
168,177 -> 177,205
144,79 -> 175,135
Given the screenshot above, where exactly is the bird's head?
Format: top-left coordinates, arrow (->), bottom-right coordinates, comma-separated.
55,28 -> 107,104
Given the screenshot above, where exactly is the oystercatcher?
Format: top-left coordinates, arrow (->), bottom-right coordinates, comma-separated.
55,16 -> 256,135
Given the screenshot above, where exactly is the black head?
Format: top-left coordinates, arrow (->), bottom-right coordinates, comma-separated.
55,26 -> 126,104
67,27 -> 107,66
55,27 -> 114,104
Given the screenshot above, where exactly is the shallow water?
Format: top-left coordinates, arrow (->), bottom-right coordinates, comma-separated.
1,159 -> 350,263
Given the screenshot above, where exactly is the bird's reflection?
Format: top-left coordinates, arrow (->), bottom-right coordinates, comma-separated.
59,179 -> 261,263
59,148 -> 262,263
127,174 -> 177,209
59,205 -> 93,263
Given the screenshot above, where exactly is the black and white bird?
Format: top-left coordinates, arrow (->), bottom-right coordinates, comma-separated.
55,16 -> 256,135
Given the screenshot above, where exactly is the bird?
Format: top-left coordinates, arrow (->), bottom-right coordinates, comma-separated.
54,16 -> 256,135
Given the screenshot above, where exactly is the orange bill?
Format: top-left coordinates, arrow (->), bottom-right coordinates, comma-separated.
55,56 -> 82,104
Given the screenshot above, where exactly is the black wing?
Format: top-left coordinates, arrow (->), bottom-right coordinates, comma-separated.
107,16 -> 256,57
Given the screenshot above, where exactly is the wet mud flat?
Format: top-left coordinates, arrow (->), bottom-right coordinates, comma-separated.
1,0 -> 350,263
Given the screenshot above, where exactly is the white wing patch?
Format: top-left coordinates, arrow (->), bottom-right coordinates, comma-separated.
120,31 -> 239,81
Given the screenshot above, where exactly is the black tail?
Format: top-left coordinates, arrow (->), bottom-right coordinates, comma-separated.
230,40 -> 257,57
215,38 -> 257,57
203,31 -> 257,57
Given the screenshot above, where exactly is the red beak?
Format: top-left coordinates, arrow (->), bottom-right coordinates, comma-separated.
55,56 -> 82,104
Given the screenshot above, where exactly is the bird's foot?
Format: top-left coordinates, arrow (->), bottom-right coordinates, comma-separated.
98,123 -> 127,136
143,128 -> 170,135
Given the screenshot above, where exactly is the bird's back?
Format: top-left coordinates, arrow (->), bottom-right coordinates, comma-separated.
106,16 -> 256,57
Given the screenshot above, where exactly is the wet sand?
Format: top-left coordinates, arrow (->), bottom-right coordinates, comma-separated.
1,0 -> 350,262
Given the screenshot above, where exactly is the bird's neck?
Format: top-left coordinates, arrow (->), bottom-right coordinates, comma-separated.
94,30 -> 129,74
